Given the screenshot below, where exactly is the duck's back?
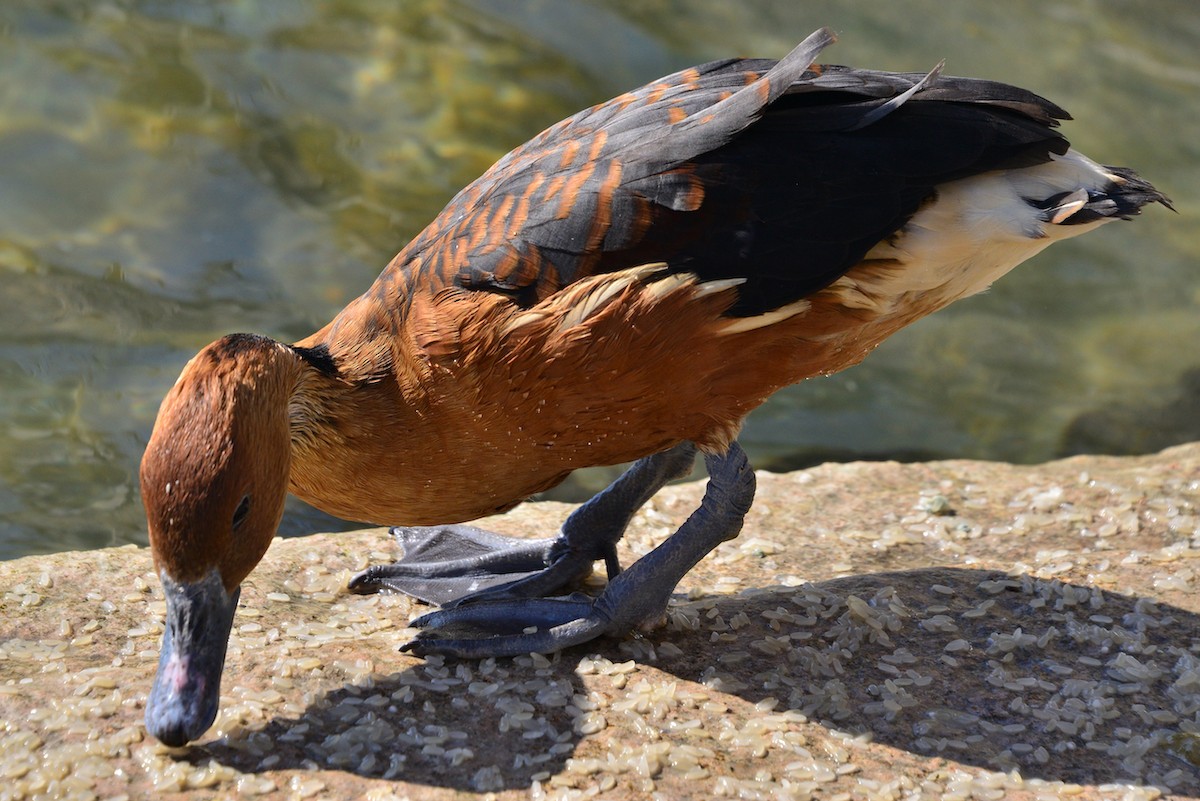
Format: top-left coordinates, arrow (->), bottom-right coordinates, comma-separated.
347,42 -> 1073,328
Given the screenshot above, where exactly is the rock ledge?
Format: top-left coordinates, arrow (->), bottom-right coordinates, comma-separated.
2,445 -> 1199,800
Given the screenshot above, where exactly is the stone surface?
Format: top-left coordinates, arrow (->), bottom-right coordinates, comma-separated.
2,444 -> 1199,800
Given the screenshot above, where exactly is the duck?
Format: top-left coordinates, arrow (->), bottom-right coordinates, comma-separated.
138,28 -> 1169,747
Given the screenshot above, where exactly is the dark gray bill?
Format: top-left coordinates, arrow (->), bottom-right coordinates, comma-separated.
145,570 -> 240,746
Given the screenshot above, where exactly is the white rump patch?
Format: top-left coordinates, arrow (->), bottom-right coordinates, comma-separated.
846,148 -> 1125,312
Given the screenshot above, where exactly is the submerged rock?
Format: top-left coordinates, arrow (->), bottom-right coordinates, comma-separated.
1061,368 -> 1200,457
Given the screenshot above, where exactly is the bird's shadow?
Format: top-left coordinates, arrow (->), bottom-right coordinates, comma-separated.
191,566 -> 1200,792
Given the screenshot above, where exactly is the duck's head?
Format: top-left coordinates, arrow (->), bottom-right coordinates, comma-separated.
139,333 -> 297,746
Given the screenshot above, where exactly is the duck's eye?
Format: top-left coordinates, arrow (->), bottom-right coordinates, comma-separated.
232,495 -> 251,530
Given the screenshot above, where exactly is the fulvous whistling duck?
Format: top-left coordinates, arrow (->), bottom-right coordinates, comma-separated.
139,29 -> 1170,746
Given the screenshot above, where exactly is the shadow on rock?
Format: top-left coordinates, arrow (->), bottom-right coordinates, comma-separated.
647,567 -> 1200,791
191,567 -> 1199,792
190,649 -> 589,791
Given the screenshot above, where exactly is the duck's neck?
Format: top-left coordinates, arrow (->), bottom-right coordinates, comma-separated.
283,335 -> 423,523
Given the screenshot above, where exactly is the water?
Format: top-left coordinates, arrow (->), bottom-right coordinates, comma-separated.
1,1 -> 1196,560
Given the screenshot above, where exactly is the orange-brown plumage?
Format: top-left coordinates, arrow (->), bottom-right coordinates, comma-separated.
140,28 -> 1169,747
140,337 -> 298,591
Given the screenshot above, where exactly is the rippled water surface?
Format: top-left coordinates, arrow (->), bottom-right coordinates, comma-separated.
1,1 -> 1197,559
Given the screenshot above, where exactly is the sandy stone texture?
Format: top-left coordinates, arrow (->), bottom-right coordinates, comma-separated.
2,444 -> 1199,800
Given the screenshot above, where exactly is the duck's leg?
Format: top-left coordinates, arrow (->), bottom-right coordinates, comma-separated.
399,442 -> 755,658
348,442 -> 698,607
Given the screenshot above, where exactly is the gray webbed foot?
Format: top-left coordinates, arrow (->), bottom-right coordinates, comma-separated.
401,443 -> 755,658
347,524 -> 555,607
401,595 -> 607,659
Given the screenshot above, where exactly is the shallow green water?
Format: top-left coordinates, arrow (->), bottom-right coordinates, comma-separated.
1,1 -> 1196,560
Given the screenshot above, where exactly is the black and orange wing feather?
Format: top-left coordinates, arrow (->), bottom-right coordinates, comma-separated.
376,29 -> 1070,317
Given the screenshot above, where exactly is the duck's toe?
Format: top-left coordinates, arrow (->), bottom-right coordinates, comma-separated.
347,524 -> 571,606
401,594 -> 614,658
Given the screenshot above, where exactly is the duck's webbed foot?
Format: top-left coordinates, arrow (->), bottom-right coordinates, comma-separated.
400,442 -> 755,659
348,442 -> 698,608
347,525 -> 557,606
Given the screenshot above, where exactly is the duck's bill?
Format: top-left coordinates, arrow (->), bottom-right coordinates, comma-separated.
145,570 -> 240,747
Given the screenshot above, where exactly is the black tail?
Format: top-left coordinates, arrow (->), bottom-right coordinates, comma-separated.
1033,166 -> 1173,226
